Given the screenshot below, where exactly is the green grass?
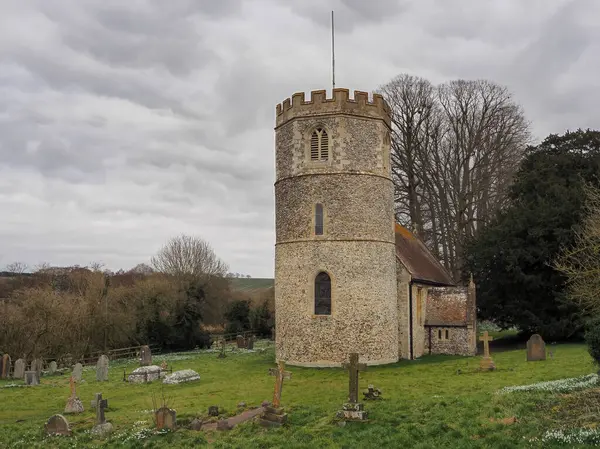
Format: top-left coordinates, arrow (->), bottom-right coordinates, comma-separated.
0,341 -> 597,448
228,278 -> 273,292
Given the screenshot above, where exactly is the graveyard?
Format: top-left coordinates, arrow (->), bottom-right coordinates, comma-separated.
0,336 -> 597,448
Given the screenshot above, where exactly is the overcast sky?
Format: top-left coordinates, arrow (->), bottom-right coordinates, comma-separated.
0,0 -> 598,277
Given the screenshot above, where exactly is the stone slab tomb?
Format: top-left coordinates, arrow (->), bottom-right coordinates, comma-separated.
162,369 -> 200,385
45,414 -> 71,436
526,334 -> 546,361
127,365 -> 166,383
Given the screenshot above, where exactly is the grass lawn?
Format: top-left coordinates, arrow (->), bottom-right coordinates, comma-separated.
0,339 -> 597,448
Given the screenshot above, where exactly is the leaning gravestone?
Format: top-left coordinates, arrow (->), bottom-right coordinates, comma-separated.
96,355 -> 109,381
30,358 -> 43,377
13,358 -> 25,379
139,345 -> 152,366
24,370 -> 40,385
155,406 -> 176,430
1,354 -> 10,378
72,363 -> 83,382
527,334 -> 546,361
45,414 -> 71,436
48,361 -> 58,375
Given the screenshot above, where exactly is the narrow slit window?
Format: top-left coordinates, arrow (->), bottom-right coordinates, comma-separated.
445,329 -> 449,340
314,272 -> 331,315
310,128 -> 329,161
438,329 -> 442,340
315,203 -> 324,235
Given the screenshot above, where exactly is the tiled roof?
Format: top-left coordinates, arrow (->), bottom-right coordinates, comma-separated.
395,223 -> 455,286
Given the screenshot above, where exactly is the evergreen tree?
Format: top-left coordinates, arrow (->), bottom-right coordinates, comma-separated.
464,129 -> 600,339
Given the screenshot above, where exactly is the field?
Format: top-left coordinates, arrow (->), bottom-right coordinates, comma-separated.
228,278 -> 274,293
0,338 -> 598,448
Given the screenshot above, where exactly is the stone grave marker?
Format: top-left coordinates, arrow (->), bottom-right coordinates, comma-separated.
218,338 -> 227,358
30,358 -> 43,377
1,354 -> 11,379
259,361 -> 291,427
527,334 -> 546,361
96,355 -> 109,381
48,361 -> 58,375
91,393 -> 113,438
236,335 -> 245,348
208,405 -> 219,417
13,358 -> 25,379
45,414 -> 71,436
363,384 -> 382,400
479,331 -> 496,371
246,335 -> 254,350
155,406 -> 176,430
337,353 -> 368,421
91,392 -> 103,409
72,363 -> 83,382
64,376 -> 84,414
24,371 -> 39,385
139,345 -> 152,366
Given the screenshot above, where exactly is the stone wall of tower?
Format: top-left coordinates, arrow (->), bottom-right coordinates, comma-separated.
274,89 -> 398,367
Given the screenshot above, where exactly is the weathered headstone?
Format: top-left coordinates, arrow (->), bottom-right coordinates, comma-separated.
236,335 -> 245,348
139,345 -> 151,366
218,338 -> 227,358
259,361 -> 291,427
155,406 -> 176,430
246,335 -> 254,350
24,370 -> 39,385
13,358 -> 25,379
96,355 -> 109,381
48,361 -> 58,375
1,354 -> 11,379
72,363 -> 83,382
30,358 -> 43,377
44,414 -> 71,436
64,376 -> 84,414
526,334 -> 546,361
479,331 -> 496,371
208,405 -> 219,417
91,393 -> 113,438
91,392 -> 103,409
337,353 -> 368,421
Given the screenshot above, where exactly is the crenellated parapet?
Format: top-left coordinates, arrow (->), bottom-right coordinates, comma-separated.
275,88 -> 391,128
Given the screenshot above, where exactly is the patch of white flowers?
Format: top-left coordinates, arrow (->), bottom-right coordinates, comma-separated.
498,374 -> 598,394
530,428 -> 600,446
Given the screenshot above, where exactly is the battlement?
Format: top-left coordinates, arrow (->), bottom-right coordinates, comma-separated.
275,88 -> 391,128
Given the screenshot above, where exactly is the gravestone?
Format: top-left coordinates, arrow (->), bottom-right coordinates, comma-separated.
139,345 -> 152,366
91,393 -> 113,438
259,361 -> 291,427
1,354 -> 11,379
72,363 -> 83,382
218,338 -> 227,358
337,353 -> 368,421
208,405 -> 219,417
44,414 -> 71,436
24,371 -> 39,385
155,406 -> 176,430
48,361 -> 58,375
13,358 -> 25,379
91,392 -> 103,409
236,335 -> 245,348
127,365 -> 165,383
526,334 -> 546,361
162,369 -> 200,385
30,358 -> 43,377
64,376 -> 84,414
246,335 -> 255,350
479,331 -> 496,371
96,355 -> 109,381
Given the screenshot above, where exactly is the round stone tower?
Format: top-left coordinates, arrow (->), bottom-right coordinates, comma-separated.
274,88 -> 399,367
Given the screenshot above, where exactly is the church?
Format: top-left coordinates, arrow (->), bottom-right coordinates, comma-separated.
273,88 -> 477,367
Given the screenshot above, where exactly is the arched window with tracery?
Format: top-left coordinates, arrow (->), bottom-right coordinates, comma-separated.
314,272 -> 331,315
310,128 -> 329,161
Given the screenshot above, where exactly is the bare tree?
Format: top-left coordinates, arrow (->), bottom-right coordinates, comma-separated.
378,76 -> 531,279
4,261 -> 28,274
151,235 -> 228,280
555,184 -> 600,314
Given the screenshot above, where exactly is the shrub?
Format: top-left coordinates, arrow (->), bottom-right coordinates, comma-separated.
224,300 -> 251,335
585,317 -> 600,365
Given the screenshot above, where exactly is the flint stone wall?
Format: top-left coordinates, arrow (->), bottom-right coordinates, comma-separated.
425,326 -> 474,356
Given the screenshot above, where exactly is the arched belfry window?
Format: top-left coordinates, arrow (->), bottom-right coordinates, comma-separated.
314,272 -> 331,315
310,128 -> 329,161
315,203 -> 324,235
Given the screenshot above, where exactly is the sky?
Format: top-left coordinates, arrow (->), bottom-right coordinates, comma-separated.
0,0 -> 599,277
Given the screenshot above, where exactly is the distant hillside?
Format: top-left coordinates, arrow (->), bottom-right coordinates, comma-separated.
228,278 -> 274,292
